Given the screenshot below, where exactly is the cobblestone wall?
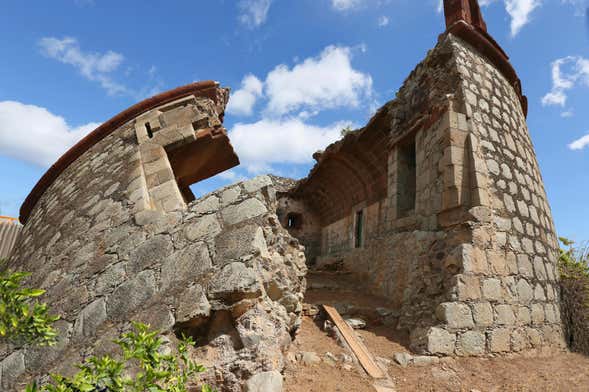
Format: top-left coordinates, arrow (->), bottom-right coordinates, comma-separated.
1,92 -> 306,391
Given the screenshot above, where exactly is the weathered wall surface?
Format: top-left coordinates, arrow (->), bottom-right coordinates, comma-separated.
283,32 -> 565,356
417,35 -> 565,356
1,89 -> 306,391
0,218 -> 21,260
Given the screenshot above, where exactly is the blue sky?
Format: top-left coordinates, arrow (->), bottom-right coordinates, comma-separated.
0,0 -> 588,242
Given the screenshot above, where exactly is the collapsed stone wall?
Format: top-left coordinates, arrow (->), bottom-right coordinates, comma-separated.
0,85 -> 306,391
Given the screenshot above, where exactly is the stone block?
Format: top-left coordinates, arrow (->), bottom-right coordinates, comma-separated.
456,331 -> 485,356
436,302 -> 474,329
495,304 -> 515,325
534,284 -> 546,301
482,278 -> 502,301
222,198 -> 268,226
184,214 -> 222,241
486,250 -> 507,275
516,254 -> 534,278
531,303 -> 545,324
427,327 -> 456,355
214,224 -> 269,264
73,298 -> 107,339
243,175 -> 273,193
472,302 -> 494,326
107,270 -> 156,319
511,329 -> 528,352
461,244 -> 489,274
128,235 -> 173,273
505,252 -> 518,274
221,186 -> 241,206
192,195 -> 220,215
161,243 -> 212,290
0,351 -> 25,388
488,328 -> 510,353
208,262 -> 262,302
516,279 -> 533,303
526,327 -> 543,347
456,274 -> 482,301
515,306 -> 531,325
533,256 -> 547,281
175,284 -> 211,324
545,304 -> 557,323
244,371 -> 283,392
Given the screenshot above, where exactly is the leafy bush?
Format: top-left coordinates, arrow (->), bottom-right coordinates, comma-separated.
558,237 -> 589,354
0,262 -> 59,346
26,322 -> 214,392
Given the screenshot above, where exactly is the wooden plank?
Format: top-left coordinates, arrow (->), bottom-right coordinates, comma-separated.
323,304 -> 386,379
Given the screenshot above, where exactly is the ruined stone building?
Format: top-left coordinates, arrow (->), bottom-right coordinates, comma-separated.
0,0 -> 565,390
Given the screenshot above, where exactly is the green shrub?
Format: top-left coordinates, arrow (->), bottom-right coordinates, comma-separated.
558,237 -> 589,354
0,261 -> 59,346
26,322 -> 214,392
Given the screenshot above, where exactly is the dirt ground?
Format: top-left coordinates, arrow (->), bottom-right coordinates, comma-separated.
284,315 -> 589,392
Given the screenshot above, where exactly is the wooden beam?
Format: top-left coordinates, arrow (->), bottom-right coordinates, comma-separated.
323,305 -> 386,379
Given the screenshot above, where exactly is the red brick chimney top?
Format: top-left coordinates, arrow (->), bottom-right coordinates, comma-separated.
444,0 -> 488,32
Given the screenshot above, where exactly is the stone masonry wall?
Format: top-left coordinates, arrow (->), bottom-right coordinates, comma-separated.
421,35 -> 565,356
287,32 -> 565,357
1,91 -> 306,391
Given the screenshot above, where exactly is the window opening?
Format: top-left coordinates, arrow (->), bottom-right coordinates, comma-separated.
145,122 -> 154,139
355,209 -> 364,248
397,135 -> 416,217
286,213 -> 302,230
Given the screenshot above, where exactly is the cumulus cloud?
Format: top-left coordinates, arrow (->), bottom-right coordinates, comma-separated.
230,119 -> 352,173
226,45 -> 372,173
238,0 -> 272,28
264,46 -> 373,116
0,101 -> 99,167
378,15 -> 390,27
568,133 -> 589,150
505,0 -> 542,36
331,0 -> 365,11
542,56 -> 589,107
227,74 -> 264,116
38,37 -> 128,95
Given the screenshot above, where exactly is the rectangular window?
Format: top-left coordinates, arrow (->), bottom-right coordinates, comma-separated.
355,210 -> 364,248
397,136 -> 417,217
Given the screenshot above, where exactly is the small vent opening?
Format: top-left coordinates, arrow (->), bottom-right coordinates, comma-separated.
145,122 -> 154,139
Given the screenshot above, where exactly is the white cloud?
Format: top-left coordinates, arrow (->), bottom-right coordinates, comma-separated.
438,0 -> 540,36
568,133 -> 589,150
226,45 -> 372,173
542,56 -> 589,107
264,46 -> 373,116
561,0 -> 588,15
561,109 -> 574,118
230,118 -> 352,173
0,101 -> 99,167
38,37 -> 127,95
331,0 -> 365,11
505,0 -> 542,36
378,15 -> 390,27
227,74 -> 264,116
238,0 -> 272,28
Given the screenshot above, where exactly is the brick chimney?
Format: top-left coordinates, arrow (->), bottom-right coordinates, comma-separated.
444,0 -> 487,32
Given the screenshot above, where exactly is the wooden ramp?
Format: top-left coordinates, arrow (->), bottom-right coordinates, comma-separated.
323,304 -> 386,379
